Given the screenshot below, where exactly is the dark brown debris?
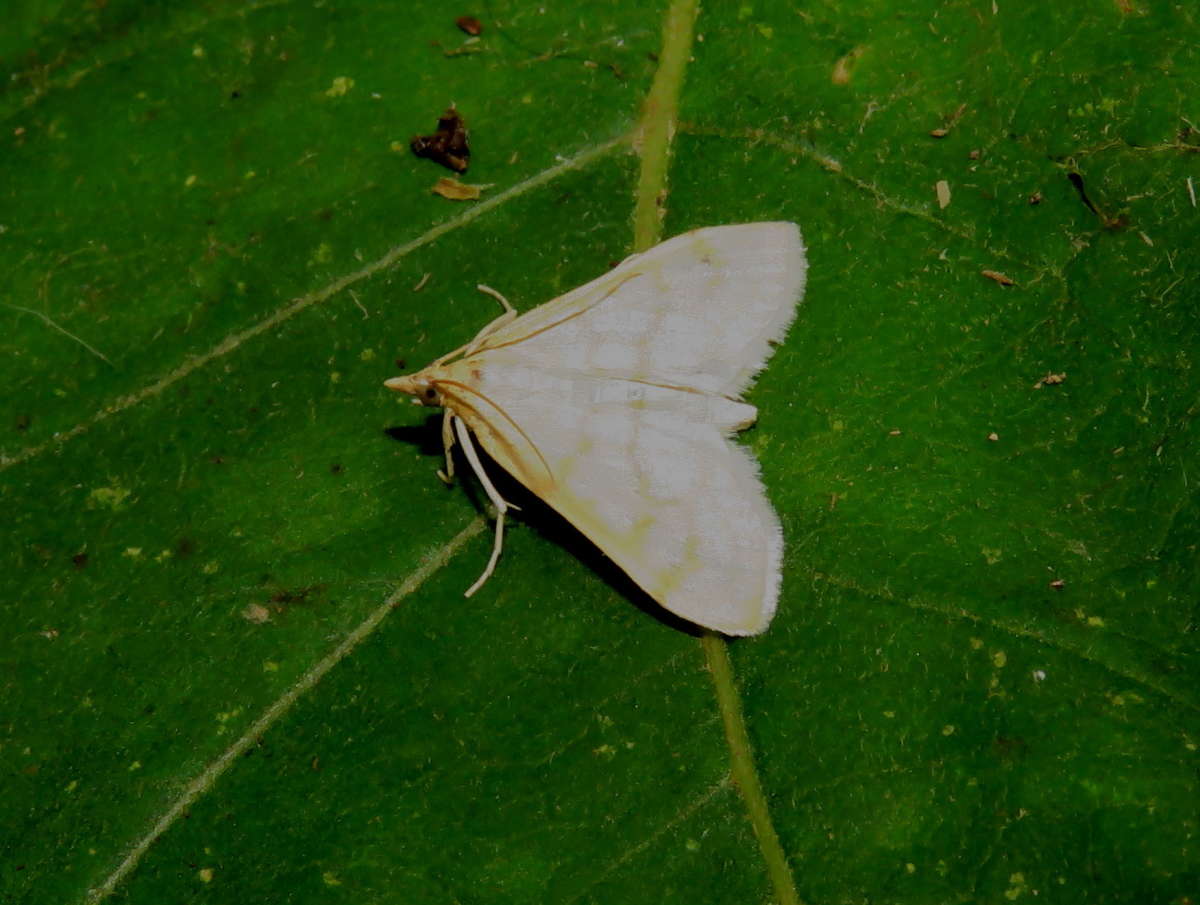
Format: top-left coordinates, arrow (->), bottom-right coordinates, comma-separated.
456,15 -> 483,35
411,108 -> 470,173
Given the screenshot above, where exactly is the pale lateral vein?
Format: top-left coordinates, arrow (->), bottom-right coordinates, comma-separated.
1,135 -> 628,471
565,775 -> 732,904
820,570 -> 1200,715
84,518 -> 486,904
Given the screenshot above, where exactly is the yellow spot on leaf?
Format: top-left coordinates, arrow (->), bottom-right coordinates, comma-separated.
310,242 -> 332,266
88,485 -> 132,511
242,603 -> 271,624
1004,872 -> 1027,899
831,47 -> 866,84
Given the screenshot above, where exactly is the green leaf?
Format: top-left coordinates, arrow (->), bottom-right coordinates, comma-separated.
3,1 -> 1197,903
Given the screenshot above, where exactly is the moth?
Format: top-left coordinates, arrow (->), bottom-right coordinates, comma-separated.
386,222 -> 807,635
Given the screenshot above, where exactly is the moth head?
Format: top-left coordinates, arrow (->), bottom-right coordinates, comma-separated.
384,373 -> 443,407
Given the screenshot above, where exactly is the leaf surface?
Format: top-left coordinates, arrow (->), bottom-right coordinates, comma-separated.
2,1 -> 1197,903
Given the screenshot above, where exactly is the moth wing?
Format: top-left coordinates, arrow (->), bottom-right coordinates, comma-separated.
475,222 -> 806,397
442,367 -> 780,635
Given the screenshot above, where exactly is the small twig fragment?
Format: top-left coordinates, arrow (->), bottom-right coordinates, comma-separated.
2,302 -> 113,365
443,41 -> 483,57
929,103 -> 967,138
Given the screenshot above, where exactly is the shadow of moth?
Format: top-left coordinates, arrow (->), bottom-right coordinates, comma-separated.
386,222 -> 807,635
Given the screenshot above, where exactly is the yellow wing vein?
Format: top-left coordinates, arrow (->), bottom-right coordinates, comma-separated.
600,375 -> 727,398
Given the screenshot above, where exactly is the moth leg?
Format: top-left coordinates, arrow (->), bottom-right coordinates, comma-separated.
461,284 -> 517,356
430,285 -> 518,366
453,416 -> 513,597
475,283 -> 516,316
436,409 -> 456,484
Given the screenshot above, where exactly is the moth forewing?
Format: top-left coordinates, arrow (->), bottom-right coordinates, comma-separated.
386,222 -> 806,635
470,222 -> 806,398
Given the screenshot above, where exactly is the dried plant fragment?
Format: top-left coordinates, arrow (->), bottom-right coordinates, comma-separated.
930,103 -> 967,138
431,177 -> 491,201
936,180 -> 951,209
456,15 -> 483,35
1032,372 -> 1066,389
411,108 -> 470,173
831,46 -> 866,84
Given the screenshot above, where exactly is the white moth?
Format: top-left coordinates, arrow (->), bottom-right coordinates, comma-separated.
386,222 -> 807,635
